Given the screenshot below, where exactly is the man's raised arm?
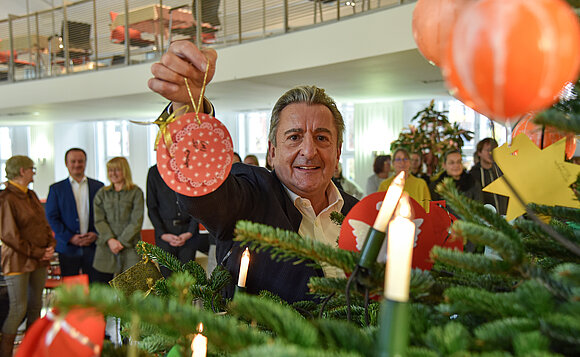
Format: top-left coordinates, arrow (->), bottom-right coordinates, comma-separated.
148,40 -> 217,111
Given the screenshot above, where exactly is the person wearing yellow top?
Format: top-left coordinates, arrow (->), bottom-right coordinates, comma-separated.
378,148 -> 431,212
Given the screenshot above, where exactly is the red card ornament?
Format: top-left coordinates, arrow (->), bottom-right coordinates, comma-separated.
157,112 -> 234,196
339,193 -> 463,270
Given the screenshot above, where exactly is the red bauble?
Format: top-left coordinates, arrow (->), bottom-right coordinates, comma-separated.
412,0 -> 475,67
512,113 -> 576,159
443,0 -> 580,122
157,112 -> 234,197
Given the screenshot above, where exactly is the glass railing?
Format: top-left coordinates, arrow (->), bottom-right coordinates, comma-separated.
0,0 -> 410,83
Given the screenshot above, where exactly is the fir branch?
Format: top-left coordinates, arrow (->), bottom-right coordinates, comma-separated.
136,242 -> 186,274
534,110 -> 580,134
410,268 -> 436,299
443,280 -> 556,320
228,293 -> 320,348
512,331 -> 552,357
521,265 -> 575,301
552,263 -> 580,286
436,178 -> 520,243
313,319 -> 375,355
474,317 -> 538,350
209,264 -> 232,291
516,220 -> 580,263
430,247 -> 512,274
452,220 -> 524,266
183,260 -> 209,285
139,333 -> 176,354
232,344 -> 363,357
308,277 -> 379,300
234,221 -> 359,273
330,211 -> 345,226
528,204 -> 580,224
422,322 -> 472,356
55,284 -> 270,352
540,313 -> 580,347
406,347 -> 439,357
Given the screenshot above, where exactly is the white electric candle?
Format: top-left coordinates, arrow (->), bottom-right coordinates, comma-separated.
237,247 -> 251,288
191,323 -> 207,357
385,195 -> 415,302
373,171 -> 406,232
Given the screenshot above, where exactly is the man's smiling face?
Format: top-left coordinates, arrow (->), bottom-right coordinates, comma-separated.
270,102 -> 341,203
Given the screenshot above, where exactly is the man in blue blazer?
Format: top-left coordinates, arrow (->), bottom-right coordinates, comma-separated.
45,148 -> 105,283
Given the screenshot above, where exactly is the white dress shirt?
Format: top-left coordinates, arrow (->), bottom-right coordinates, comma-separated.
284,182 -> 345,278
69,176 -> 89,234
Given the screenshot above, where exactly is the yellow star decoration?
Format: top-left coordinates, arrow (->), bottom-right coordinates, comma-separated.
483,133 -> 580,221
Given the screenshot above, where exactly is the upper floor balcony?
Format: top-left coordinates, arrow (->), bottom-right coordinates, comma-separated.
0,0 -> 413,83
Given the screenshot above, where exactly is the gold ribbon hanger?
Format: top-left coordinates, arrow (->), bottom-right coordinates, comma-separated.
184,60 -> 210,125
130,59 -> 210,150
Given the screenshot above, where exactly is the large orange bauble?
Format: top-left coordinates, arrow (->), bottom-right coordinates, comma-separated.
512,113 -> 576,159
412,0 -> 475,67
443,0 -> 580,122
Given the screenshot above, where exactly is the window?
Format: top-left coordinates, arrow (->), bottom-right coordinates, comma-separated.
96,120 -> 130,183
338,103 -> 356,181
0,126 -> 30,186
239,111 -> 270,166
0,127 -> 12,183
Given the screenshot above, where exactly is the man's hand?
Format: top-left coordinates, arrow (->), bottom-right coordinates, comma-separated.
69,234 -> 85,246
107,238 -> 124,255
41,246 -> 55,261
83,232 -> 98,245
148,40 -> 217,109
161,233 -> 179,245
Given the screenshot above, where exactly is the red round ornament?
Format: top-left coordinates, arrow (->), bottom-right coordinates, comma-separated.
512,112 -> 576,159
442,0 -> 580,122
157,112 -> 234,197
338,193 -> 462,270
412,0 -> 475,67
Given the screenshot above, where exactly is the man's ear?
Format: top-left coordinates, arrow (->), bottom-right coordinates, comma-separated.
268,142 -> 275,160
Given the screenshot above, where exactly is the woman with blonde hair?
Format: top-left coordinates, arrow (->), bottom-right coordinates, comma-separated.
0,155 -> 56,357
92,157 -> 144,282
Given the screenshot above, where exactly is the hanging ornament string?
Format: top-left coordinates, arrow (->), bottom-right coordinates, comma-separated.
183,60 -> 210,125
130,104 -> 189,151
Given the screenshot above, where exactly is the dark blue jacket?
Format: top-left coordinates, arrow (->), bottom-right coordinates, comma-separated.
45,177 -> 104,256
178,163 -> 358,303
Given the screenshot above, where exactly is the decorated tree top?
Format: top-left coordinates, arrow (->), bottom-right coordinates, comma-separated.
390,100 -> 473,174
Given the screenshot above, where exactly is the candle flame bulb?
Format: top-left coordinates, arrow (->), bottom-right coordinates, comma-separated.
385,194 -> 415,302
373,171 -> 406,232
191,323 -> 207,357
237,247 -> 250,288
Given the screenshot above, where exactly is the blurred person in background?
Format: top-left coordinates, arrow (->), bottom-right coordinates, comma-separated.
378,148 -> 431,211
243,154 -> 260,166
410,151 -> 430,185
0,156 -> 56,357
332,162 -> 363,199
45,148 -> 106,283
468,138 -> 508,215
430,150 -> 481,202
93,157 -> 144,281
365,155 -> 391,196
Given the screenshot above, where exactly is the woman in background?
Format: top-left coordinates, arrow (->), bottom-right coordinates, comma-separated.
365,155 -> 391,196
430,150 -> 481,202
93,157 -> 144,282
0,156 -> 55,357
378,148 -> 431,212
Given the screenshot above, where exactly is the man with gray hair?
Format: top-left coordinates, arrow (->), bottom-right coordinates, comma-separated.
148,41 -> 358,302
